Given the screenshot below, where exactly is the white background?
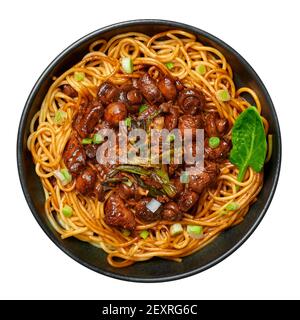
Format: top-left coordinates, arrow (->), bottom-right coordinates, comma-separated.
0,0 -> 299,300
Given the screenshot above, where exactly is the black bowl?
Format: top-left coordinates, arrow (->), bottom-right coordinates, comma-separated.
17,19 -> 281,282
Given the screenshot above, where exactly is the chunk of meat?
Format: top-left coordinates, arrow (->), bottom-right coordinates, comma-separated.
104,101 -> 127,126
168,163 -> 179,176
127,88 -> 143,105
178,189 -> 199,212
205,138 -> 231,162
178,115 -> 202,138
62,84 -> 77,98
75,167 -> 97,195
160,102 -> 179,131
63,135 -> 86,175
177,88 -> 205,115
203,112 -> 229,137
170,178 -> 184,197
157,75 -> 177,101
84,144 -> 97,159
152,116 -> 165,130
119,83 -> 143,106
94,163 -> 114,180
135,197 -> 162,222
188,162 -> 219,194
138,73 -> 164,104
161,201 -> 182,221
118,84 -> 143,114
117,182 -> 138,200
74,100 -> 104,138
175,79 -> 184,91
105,193 -> 136,230
98,82 -> 120,105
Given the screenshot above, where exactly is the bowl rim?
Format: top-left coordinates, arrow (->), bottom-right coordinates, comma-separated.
17,19 -> 282,282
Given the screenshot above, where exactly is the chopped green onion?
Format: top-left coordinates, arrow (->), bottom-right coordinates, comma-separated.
196,63 -> 206,75
155,169 -> 169,183
209,136 -> 220,149
170,223 -> 183,236
139,104 -> 148,113
81,138 -> 93,145
146,198 -> 162,213
54,110 -> 67,124
122,179 -> 133,187
180,171 -> 189,184
165,62 -> 174,70
61,168 -> 72,183
116,165 -> 151,176
139,230 -> 149,239
74,72 -> 85,81
93,133 -> 103,144
122,229 -> 131,237
216,89 -> 231,102
124,117 -> 132,127
167,133 -> 175,142
54,169 -> 72,186
121,57 -> 133,74
187,225 -> 203,239
226,202 -> 240,211
62,205 -> 73,217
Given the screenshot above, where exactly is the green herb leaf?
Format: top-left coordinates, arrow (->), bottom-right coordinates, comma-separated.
229,106 -> 267,182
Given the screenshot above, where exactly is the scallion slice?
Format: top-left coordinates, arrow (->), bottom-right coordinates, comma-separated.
216,89 -> 231,102
139,230 -> 149,239
208,136 -> 220,149
170,223 -> 183,236
124,117 -> 132,127
180,171 -> 189,184
81,138 -> 93,145
146,198 -> 162,213
54,110 -> 67,124
165,62 -> 174,70
121,57 -> 133,74
62,205 -> 73,217
54,169 -> 72,186
139,104 -> 148,113
226,202 -> 240,211
196,63 -> 206,75
74,72 -> 85,81
187,225 -> 203,239
93,133 -> 103,144
167,133 -> 175,142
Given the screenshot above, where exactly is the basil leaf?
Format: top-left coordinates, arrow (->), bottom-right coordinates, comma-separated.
229,106 -> 267,182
